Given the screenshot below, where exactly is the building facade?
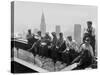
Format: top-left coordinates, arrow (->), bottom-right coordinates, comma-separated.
40,12 -> 46,36
55,25 -> 61,37
74,24 -> 81,46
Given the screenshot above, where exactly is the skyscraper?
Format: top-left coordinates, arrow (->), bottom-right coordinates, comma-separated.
55,25 -> 61,37
74,24 -> 81,46
40,11 -> 46,36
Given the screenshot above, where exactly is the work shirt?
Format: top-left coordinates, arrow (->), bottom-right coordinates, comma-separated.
66,40 -> 79,52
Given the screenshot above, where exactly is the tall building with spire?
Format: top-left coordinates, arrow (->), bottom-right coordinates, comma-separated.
40,11 -> 46,36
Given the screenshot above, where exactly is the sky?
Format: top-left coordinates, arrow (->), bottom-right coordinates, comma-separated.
13,1 -> 97,37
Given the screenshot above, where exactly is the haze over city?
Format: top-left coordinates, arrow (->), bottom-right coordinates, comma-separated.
14,1 -> 97,37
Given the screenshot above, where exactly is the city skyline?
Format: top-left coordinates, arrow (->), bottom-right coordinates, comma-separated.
13,1 -> 97,37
